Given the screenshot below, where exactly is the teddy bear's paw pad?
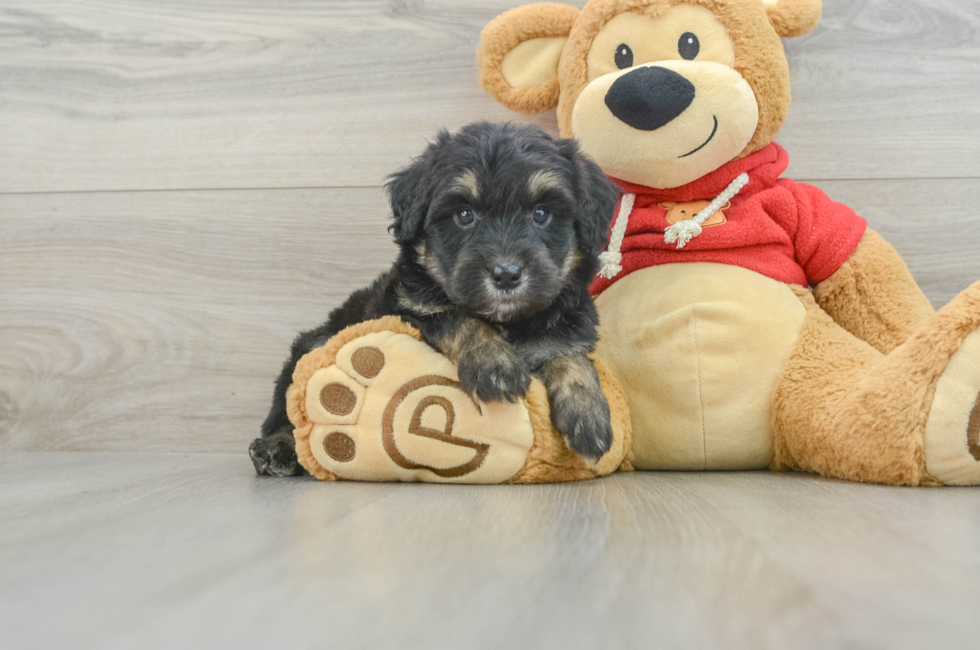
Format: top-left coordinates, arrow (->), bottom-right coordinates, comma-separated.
303,331 -> 535,483
925,327 -> 980,485
304,366 -> 366,427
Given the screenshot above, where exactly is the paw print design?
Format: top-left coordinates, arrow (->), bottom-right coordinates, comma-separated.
298,330 -> 536,483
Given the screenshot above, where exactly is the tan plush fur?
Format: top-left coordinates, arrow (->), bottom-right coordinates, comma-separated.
289,316 -> 423,481
288,318 -> 633,483
763,0 -> 821,38
773,283 -> 980,486
478,0 -> 980,486
813,229 -> 936,354
478,0 -> 795,159
478,3 -> 581,114
595,263 -> 806,471
558,0 -> 790,159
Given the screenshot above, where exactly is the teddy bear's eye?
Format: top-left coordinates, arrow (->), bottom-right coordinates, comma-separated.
614,43 -> 633,69
678,32 -> 700,60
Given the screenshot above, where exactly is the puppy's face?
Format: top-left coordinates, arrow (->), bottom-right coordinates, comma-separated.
387,123 -> 617,322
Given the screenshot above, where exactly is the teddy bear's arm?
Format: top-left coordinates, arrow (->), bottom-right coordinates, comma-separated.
812,229 -> 935,354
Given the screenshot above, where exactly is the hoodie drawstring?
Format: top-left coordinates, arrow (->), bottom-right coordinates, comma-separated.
596,173 -> 751,280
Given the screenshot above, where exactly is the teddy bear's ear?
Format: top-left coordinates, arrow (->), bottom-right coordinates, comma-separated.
477,3 -> 580,114
762,0 -> 822,38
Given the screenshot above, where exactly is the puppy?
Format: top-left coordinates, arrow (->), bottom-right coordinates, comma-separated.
249,122 -> 619,477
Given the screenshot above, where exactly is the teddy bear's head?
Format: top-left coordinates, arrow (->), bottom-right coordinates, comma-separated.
478,0 -> 821,189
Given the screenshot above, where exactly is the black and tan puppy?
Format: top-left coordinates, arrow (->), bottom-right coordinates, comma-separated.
249,122 -> 619,477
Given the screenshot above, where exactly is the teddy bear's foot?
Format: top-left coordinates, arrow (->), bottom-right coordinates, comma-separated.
923,284 -> 980,485
773,282 -> 980,486
291,327 -> 537,483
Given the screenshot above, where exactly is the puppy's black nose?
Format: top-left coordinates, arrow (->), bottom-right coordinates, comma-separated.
491,264 -> 524,291
604,66 -> 696,131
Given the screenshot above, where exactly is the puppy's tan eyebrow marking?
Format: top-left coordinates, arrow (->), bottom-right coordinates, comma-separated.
448,170 -> 480,200
528,170 -> 561,196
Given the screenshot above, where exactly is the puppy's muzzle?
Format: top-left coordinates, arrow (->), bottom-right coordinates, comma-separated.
491,263 -> 524,291
604,66 -> 696,131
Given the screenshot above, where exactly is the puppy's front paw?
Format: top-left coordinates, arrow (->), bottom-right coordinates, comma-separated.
457,348 -> 531,404
249,429 -> 303,477
550,388 -> 613,462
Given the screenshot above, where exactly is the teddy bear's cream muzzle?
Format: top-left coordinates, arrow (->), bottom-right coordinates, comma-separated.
571,60 -> 759,190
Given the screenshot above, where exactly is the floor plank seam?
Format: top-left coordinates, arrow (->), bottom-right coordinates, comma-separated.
2,177 -> 978,198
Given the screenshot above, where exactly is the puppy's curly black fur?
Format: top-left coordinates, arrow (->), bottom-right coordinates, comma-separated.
249,122 -> 619,477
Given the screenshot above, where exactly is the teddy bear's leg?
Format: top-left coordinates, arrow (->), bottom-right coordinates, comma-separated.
773,283 -> 980,486
812,229 -> 936,354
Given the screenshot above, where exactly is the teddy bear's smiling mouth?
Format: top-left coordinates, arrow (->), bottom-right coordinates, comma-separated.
679,115 -> 719,158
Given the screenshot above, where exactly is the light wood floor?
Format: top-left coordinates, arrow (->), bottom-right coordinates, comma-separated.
2,452 -> 979,649
2,1 -> 980,647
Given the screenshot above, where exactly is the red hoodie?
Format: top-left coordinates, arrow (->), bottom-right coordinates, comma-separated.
589,143 -> 867,296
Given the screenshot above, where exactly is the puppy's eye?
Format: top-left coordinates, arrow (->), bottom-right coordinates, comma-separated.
678,32 -> 699,60
454,208 -> 476,228
531,208 -> 552,226
614,43 -> 633,69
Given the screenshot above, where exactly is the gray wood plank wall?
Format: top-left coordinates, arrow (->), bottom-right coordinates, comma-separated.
2,0 -> 979,453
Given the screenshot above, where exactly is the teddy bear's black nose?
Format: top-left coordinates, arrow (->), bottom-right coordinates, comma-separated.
605,66 -> 696,131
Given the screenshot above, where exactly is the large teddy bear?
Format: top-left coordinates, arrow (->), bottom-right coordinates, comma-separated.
478,0 -> 980,485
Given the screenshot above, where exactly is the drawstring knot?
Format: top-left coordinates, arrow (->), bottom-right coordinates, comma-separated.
664,173 -> 749,249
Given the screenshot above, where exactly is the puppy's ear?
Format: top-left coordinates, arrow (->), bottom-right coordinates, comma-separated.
763,0 -> 821,38
560,139 -> 618,259
386,135 -> 444,243
477,4 -> 579,114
